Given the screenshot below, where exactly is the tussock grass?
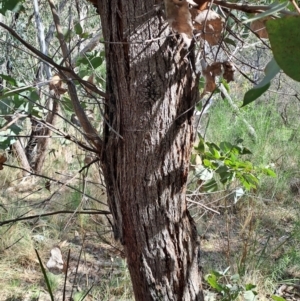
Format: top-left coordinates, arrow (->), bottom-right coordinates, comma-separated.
195,86 -> 300,298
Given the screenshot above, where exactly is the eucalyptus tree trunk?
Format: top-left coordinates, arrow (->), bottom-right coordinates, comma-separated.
98,1 -> 204,300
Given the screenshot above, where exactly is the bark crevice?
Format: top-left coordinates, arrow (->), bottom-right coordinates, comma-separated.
100,1 -> 204,300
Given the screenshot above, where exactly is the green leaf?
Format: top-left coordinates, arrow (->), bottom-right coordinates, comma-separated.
195,101 -> 203,112
198,77 -> 205,91
207,143 -> 220,159
242,82 -> 270,107
76,51 -> 104,70
245,283 -> 256,291
195,166 -> 213,181
0,85 -> 34,100
203,178 -> 218,192
61,96 -> 74,112
242,57 -> 280,106
240,173 -> 258,190
195,137 -> 205,153
80,32 -> 90,39
90,56 -> 103,69
205,274 -> 224,292
74,23 -> 83,35
220,141 -> 233,153
242,2 -> 289,24
224,38 -> 236,47
239,146 -> 252,155
220,171 -> 234,184
0,128 -> 17,149
244,290 -> 257,301
9,124 -> 22,136
0,74 -> 17,86
215,165 -> 229,174
264,168 -> 276,177
203,159 -> 212,167
266,16 -> 300,82
271,296 -> 287,301
0,0 -> 24,15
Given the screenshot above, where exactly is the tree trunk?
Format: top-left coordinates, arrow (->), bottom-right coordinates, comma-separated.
99,1 -> 204,300
12,139 -> 31,177
34,95 -> 59,173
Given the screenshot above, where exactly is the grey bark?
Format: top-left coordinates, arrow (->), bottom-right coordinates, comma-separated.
98,1 -> 204,300
12,139 -> 31,177
34,93 -> 59,173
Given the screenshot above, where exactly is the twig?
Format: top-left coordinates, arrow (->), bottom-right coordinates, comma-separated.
0,114 -> 28,132
187,198 -> 220,215
47,0 -> 104,152
213,0 -> 297,15
0,210 -> 111,226
0,21 -> 107,99
290,0 -> 300,14
3,163 -> 108,206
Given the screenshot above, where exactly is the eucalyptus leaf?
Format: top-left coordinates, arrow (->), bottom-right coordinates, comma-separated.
74,23 -> 83,35
266,16 -> 300,82
271,296 -> 287,301
242,58 -> 280,106
242,2 -> 288,24
195,166 -> 214,181
203,178 -> 218,192
242,83 -> 270,107
244,290 -> 257,301
0,0 -> 24,15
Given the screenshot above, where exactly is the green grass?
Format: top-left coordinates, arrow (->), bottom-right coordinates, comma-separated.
196,90 -> 300,298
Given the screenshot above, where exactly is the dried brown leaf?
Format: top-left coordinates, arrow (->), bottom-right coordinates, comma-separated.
202,69 -> 216,94
49,74 -> 67,95
193,9 -> 224,46
202,61 -> 235,94
223,61 -> 235,83
49,74 -> 61,90
250,18 -> 270,39
209,62 -> 222,77
192,0 -> 209,11
0,154 -> 7,170
164,0 -> 194,46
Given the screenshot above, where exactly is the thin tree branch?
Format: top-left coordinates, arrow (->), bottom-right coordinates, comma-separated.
3,163 -> 107,206
213,0 -> 297,15
0,210 -> 111,226
290,0 -> 300,14
0,21 -> 107,99
0,114 -> 27,132
47,0 -> 103,152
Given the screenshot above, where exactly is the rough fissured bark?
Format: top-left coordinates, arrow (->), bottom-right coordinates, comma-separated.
99,1 -> 203,300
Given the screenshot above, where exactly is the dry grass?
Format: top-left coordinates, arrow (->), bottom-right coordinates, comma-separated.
0,140 -> 132,301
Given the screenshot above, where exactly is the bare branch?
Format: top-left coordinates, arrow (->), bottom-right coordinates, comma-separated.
0,21 -> 107,99
47,0 -> 103,152
0,114 -> 27,132
0,210 -> 111,227
214,0 -> 297,15
290,0 -> 300,14
3,163 -> 107,206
